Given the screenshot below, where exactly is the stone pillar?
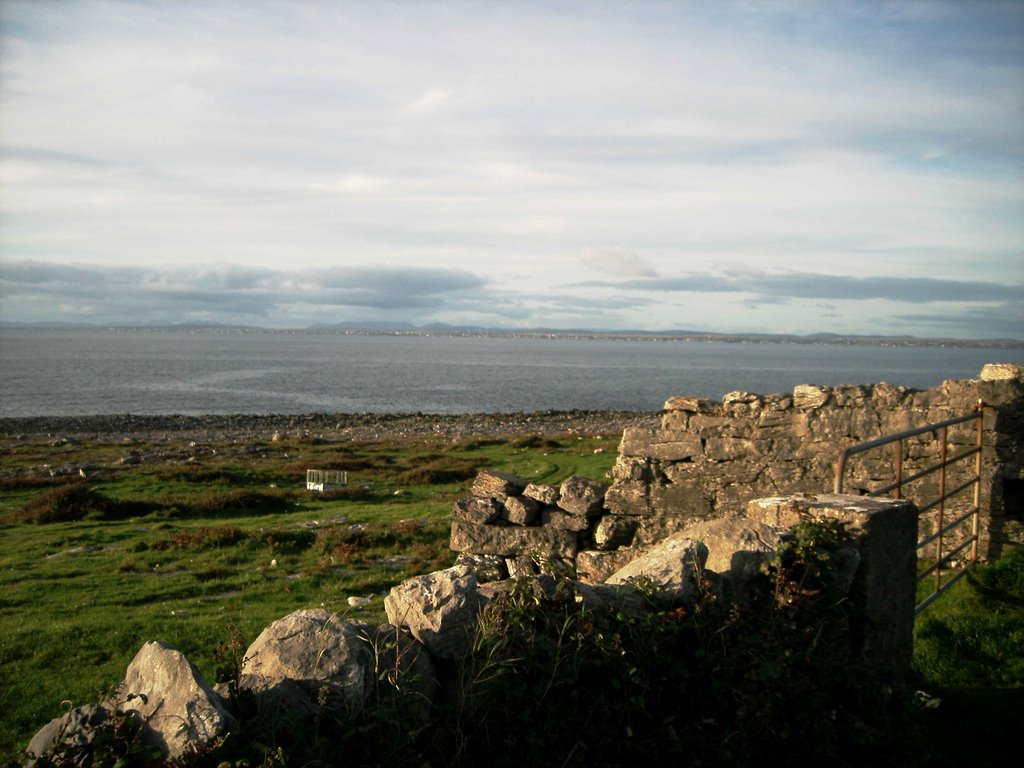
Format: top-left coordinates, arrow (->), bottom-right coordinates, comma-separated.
746,493 -> 918,680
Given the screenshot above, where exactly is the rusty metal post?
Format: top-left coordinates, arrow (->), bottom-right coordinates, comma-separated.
935,425 -> 948,594
971,404 -> 983,562
894,439 -> 903,499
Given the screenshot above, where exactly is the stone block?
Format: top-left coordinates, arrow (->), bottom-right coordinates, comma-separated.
603,482 -> 653,516
472,470 -> 524,500
575,549 -> 638,582
242,611 -> 374,714
384,566 -> 482,659
663,395 -> 717,413
745,493 -> 918,678
523,482 -> 560,506
592,514 -> 639,550
541,507 -> 591,532
450,520 -> 579,559
452,497 -> 502,525
606,534 -> 708,604
793,383 -> 829,409
620,427 -> 703,461
558,475 -> 607,516
503,495 -> 539,526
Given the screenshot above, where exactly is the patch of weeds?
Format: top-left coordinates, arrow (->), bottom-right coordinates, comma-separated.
394,456 -> 484,485
256,528 -> 316,553
168,489 -> 295,517
13,482 -> 114,524
156,526 -> 246,550
510,434 -> 563,449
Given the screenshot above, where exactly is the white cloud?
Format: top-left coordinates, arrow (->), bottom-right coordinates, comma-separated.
0,0 -> 1021,338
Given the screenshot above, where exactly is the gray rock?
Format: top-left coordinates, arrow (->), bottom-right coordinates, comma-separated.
523,482 -> 560,506
384,566 -> 482,659
575,549 -> 638,583
540,506 -> 592,532
558,475 -> 607,517
504,495 -> 539,526
120,641 -> 237,762
450,520 -> 579,559
472,471 -> 524,500
606,534 -> 708,604
454,552 -> 508,582
452,497 -> 502,525
26,704 -> 114,763
241,610 -> 375,714
593,514 -> 639,550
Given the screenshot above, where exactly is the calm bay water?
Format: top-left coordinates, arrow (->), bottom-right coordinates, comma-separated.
0,328 -> 1017,417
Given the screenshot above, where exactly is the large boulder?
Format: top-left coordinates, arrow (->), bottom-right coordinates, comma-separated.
240,609 -> 375,714
385,565 -> 483,659
606,534 -> 708,603
26,643 -> 236,765
674,517 -> 784,603
122,641 -> 236,761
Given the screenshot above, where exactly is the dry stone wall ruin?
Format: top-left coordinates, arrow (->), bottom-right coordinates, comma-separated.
450,364 -> 1024,582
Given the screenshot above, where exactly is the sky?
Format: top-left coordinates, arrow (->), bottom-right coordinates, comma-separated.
1,0 -> 1022,339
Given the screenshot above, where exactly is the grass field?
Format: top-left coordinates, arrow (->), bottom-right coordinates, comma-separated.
0,428 -> 620,755
1,426 -> 1021,763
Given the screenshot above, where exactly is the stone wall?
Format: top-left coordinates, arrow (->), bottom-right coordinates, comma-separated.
449,364 -> 1023,579
605,363 -> 1024,560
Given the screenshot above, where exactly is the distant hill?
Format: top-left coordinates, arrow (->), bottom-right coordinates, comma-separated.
2,321 -> 1021,348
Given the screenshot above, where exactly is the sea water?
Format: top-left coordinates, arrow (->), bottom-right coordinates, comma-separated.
0,328 -> 1016,417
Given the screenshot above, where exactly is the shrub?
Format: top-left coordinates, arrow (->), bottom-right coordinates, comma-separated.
15,482 -> 114,524
394,456 -> 483,485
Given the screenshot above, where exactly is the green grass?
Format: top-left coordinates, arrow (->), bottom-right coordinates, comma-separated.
0,430 -> 619,756
911,548 -> 1024,764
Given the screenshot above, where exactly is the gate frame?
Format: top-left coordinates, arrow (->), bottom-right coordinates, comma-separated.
833,401 -> 985,614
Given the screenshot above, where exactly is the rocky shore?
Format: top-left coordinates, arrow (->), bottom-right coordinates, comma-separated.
0,410 -> 660,443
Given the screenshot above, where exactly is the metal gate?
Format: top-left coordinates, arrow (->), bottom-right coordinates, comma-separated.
833,403 -> 985,614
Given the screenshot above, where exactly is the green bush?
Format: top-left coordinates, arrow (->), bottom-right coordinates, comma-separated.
15,483 -> 115,524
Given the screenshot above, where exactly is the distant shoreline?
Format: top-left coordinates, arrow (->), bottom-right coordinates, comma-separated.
2,324 -> 1021,349
0,410 -> 661,440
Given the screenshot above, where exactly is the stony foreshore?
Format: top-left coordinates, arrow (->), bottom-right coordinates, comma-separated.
0,410 -> 660,443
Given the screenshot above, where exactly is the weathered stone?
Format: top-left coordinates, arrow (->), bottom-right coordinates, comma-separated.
384,566 -> 482,659
558,475 -> 607,516
677,516 -> 783,575
633,515 -> 696,548
592,514 -> 639,550
746,494 -> 917,678
620,427 -> 703,461
121,641 -> 237,761
26,704 -> 115,763
606,534 -> 708,603
603,482 -> 653,516
450,520 -> 579,559
454,552 -> 508,582
523,482 -> 560,506
703,436 -> 759,461
663,395 -> 716,413
981,362 -> 1024,382
793,383 -> 829,409
575,549 -> 638,582
472,470 -> 524,500
506,556 -> 539,578
241,610 -> 374,713
540,506 -> 591,531
504,494 -> 539,526
452,497 -> 502,525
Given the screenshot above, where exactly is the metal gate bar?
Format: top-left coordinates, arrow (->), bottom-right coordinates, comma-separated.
833,402 -> 985,614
